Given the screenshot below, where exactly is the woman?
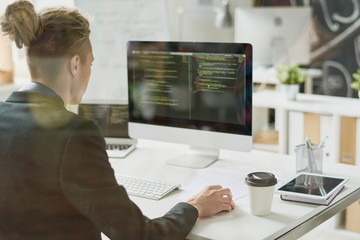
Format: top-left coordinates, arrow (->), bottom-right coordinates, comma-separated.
0,1 -> 235,239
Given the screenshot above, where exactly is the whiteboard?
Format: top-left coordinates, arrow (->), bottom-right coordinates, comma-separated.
75,0 -> 169,102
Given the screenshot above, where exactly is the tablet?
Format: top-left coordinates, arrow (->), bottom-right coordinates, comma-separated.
276,172 -> 348,200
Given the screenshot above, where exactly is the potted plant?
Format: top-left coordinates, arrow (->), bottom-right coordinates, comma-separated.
276,65 -> 306,101
351,68 -> 360,98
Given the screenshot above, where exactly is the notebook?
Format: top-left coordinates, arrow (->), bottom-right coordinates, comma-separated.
77,102 -> 137,158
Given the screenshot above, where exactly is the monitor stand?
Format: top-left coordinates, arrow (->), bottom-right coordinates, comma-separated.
167,146 -> 219,169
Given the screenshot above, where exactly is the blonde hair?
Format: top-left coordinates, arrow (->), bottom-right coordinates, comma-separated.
0,0 -> 91,79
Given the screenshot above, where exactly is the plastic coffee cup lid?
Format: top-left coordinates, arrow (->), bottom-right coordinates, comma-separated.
245,172 -> 277,187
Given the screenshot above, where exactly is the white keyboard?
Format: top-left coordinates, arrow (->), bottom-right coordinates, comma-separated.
115,175 -> 181,200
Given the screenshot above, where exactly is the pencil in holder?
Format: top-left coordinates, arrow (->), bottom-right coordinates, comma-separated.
295,144 -> 323,174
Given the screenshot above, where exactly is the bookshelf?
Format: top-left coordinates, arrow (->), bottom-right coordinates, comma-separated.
253,90 -> 360,166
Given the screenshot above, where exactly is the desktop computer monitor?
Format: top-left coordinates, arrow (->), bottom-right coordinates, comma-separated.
235,7 -> 312,67
127,41 -> 252,168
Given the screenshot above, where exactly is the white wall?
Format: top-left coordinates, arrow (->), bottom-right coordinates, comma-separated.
1,0 -> 253,42
1,0 -> 253,86
166,0 -> 253,41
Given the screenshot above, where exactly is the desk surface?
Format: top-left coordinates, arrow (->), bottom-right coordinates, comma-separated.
108,139 -> 360,240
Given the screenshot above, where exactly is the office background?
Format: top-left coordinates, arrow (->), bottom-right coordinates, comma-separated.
1,0 -> 360,238
3,0 -> 360,100
258,0 -> 360,98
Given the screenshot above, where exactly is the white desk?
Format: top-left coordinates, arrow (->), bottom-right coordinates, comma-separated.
108,139 -> 360,240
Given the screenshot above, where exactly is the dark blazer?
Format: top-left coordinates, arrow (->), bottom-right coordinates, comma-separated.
0,83 -> 198,240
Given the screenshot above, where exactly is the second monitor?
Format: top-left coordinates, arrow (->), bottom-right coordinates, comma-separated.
127,41 -> 252,168
235,7 -> 312,67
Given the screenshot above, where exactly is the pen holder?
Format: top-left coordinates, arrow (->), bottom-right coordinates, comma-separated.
295,144 -> 323,174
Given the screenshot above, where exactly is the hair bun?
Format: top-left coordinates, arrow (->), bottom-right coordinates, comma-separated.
0,0 -> 41,48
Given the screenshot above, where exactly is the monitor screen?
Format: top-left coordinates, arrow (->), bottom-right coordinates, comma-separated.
127,41 -> 252,168
78,104 -> 130,138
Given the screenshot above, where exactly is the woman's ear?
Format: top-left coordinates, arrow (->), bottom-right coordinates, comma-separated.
70,55 -> 80,76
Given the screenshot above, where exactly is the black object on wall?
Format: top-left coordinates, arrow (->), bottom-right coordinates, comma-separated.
256,0 -> 360,98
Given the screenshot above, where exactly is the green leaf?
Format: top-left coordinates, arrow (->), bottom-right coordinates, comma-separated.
351,81 -> 360,90
276,64 -> 306,84
351,68 -> 360,90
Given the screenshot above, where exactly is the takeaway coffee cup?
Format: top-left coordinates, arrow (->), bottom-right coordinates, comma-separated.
245,172 -> 277,216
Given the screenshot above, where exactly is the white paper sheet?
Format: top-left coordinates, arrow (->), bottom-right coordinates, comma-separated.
178,166 -> 283,203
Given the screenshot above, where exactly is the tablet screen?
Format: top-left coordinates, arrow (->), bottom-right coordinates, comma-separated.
277,173 -> 347,198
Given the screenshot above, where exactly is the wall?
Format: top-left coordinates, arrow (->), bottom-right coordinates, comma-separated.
166,0 -> 252,41
1,0 -> 252,98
